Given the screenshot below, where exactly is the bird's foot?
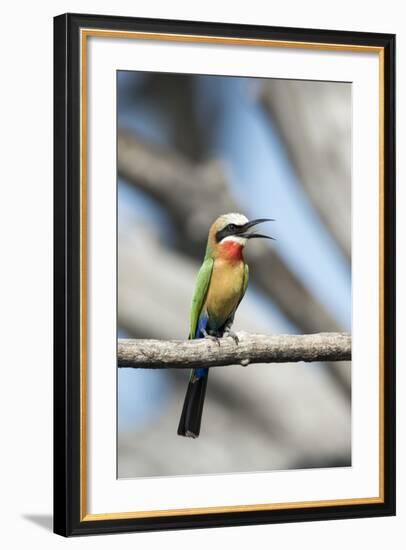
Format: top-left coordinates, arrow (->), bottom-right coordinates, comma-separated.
202,329 -> 221,346
225,328 -> 239,345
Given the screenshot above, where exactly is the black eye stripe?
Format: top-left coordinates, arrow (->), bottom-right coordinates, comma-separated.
215,223 -> 243,242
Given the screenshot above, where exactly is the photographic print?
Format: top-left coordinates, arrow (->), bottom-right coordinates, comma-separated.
117,71 -> 352,478
54,14 -> 395,535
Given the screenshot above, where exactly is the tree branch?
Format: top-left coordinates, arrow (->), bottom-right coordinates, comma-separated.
118,332 -> 351,369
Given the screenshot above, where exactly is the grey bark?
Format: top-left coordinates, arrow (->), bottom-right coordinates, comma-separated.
118,332 -> 351,369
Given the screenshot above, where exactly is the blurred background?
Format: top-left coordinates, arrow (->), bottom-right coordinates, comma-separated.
117,71 -> 352,478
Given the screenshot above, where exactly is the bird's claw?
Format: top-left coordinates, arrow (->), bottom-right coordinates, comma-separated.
225,328 -> 239,345
202,329 -> 221,346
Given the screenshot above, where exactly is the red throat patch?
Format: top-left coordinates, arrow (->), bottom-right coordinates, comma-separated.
219,240 -> 244,262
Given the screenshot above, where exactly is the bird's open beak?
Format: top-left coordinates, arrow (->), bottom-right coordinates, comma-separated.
239,218 -> 275,240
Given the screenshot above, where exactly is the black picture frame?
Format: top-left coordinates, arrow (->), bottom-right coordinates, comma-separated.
54,12 -> 396,537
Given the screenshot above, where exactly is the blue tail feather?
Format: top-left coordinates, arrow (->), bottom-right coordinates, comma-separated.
195,312 -> 209,379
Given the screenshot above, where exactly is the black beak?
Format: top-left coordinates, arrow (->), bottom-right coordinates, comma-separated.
239,218 -> 275,240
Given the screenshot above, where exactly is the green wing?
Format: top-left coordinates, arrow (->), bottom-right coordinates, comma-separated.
189,257 -> 214,339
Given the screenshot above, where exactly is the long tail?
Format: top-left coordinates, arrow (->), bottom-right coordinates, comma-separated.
177,369 -> 209,438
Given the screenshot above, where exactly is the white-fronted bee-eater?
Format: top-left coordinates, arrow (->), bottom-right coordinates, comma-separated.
177,213 -> 274,438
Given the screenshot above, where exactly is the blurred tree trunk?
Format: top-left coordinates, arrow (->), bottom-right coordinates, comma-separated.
133,73 -> 207,162
260,80 -> 351,260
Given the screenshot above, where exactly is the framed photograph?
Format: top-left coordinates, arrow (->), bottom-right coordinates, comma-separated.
53,13 -> 396,536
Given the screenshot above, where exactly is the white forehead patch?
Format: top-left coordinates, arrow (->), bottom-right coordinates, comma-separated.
221,235 -> 247,246
222,213 -> 249,226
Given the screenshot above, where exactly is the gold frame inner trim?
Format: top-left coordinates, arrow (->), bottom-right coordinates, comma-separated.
79,28 -> 385,521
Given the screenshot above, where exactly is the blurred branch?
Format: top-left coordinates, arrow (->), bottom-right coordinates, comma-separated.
118,332 -> 351,369
260,80 -> 351,259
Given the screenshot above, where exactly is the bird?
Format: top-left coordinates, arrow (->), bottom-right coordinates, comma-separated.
177,212 -> 274,438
